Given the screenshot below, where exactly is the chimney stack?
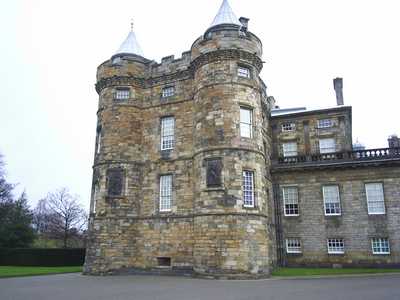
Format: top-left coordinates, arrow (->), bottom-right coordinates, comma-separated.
333,77 -> 344,106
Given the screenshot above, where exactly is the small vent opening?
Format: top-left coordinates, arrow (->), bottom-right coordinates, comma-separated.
157,257 -> 171,267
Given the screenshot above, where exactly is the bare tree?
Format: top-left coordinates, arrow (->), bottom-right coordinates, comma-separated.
44,187 -> 87,248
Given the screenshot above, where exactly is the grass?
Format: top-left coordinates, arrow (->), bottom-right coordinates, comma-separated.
272,267 -> 400,277
0,266 -> 82,278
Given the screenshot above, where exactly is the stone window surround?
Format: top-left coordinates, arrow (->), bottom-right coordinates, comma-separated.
327,238 -> 345,254
319,138 -> 336,154
237,63 -> 252,79
281,122 -> 296,132
282,185 -> 299,216
113,87 -> 131,100
239,105 -> 253,139
160,115 -> 175,151
95,125 -> 102,155
365,182 -> 386,215
282,141 -> 298,157
161,86 -> 175,98
159,173 -> 173,213
242,169 -> 256,208
317,118 -> 334,129
286,238 -> 302,254
322,184 -> 342,216
371,237 -> 390,255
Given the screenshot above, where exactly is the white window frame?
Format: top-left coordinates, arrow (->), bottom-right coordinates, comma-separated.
323,185 -> 341,216
242,170 -> 255,208
282,122 -> 296,132
237,66 -> 251,78
282,142 -> 298,157
286,238 -> 301,253
327,238 -> 344,254
240,107 -> 253,138
160,117 -> 175,150
319,138 -> 336,154
159,175 -> 172,212
114,88 -> 130,100
365,183 -> 385,215
162,86 -> 175,98
371,238 -> 390,255
282,186 -> 299,216
318,119 -> 333,128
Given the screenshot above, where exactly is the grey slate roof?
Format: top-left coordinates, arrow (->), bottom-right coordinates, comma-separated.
209,0 -> 241,28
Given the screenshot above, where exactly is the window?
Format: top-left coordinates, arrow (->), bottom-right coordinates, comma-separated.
319,138 -> 336,153
318,119 -> 333,128
365,183 -> 385,215
327,239 -> 344,254
371,238 -> 390,254
242,170 -> 255,207
282,122 -> 296,132
96,126 -> 102,154
323,185 -> 341,215
161,117 -> 175,150
286,239 -> 301,253
162,86 -> 175,98
106,168 -> 124,197
283,187 -> 299,216
240,107 -> 253,138
237,66 -> 251,78
282,142 -> 298,157
159,175 -> 172,212
114,88 -> 130,100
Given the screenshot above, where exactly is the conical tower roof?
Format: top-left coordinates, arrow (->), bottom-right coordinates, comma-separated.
115,22 -> 144,57
209,0 -> 241,28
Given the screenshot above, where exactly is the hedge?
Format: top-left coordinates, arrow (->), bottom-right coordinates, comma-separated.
0,248 -> 85,266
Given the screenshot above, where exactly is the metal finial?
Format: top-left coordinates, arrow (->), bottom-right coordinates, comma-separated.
130,19 -> 134,31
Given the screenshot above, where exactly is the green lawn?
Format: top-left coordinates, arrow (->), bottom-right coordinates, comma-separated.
272,267 -> 400,277
0,266 -> 82,278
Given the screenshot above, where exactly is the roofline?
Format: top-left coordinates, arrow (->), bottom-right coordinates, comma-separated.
271,105 -> 352,119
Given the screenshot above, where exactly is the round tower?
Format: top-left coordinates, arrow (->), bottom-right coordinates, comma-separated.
84,25 -> 149,274
191,0 -> 274,278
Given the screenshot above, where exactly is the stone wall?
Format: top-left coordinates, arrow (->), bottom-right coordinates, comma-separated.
273,164 -> 400,267
271,107 -> 352,159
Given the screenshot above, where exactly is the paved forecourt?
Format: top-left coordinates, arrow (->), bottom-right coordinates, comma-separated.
1,273 -> 400,300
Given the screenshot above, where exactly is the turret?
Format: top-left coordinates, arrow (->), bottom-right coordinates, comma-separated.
191,0 -> 274,278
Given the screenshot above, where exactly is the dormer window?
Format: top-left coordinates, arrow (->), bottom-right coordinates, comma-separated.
282,122 -> 296,132
162,86 -> 175,98
238,66 -> 251,78
114,88 -> 130,100
112,56 -> 122,65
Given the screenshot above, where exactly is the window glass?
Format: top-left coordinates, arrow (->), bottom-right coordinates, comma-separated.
114,88 -> 130,100
243,170 -> 255,207
286,239 -> 301,253
161,117 -> 175,150
238,66 -> 251,78
283,187 -> 299,216
240,107 -> 252,138
323,185 -> 341,215
327,239 -> 344,254
319,138 -> 336,153
371,238 -> 390,254
160,175 -> 172,212
162,86 -> 175,98
365,183 -> 385,214
283,142 -> 298,157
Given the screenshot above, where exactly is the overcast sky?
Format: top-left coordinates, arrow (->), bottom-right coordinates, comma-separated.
1,0 -> 399,209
